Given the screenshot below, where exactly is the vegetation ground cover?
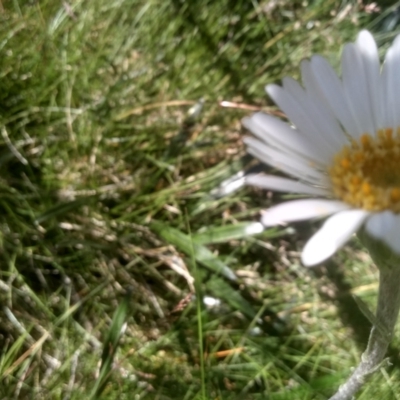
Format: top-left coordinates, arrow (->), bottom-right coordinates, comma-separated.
0,1 -> 400,399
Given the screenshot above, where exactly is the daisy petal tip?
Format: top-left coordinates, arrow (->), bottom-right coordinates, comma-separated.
244,222 -> 264,235
301,241 -> 335,267
301,226 -> 341,267
241,117 -> 252,130
265,83 -> 279,97
357,29 -> 374,42
242,136 -> 256,147
260,213 -> 282,228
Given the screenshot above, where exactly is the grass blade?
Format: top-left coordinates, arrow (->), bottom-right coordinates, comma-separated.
89,292 -> 130,399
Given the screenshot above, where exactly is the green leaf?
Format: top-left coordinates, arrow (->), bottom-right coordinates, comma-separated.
152,222 -> 237,281
192,222 -> 264,245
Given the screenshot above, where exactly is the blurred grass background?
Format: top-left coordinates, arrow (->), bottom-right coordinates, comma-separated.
0,0 -> 400,399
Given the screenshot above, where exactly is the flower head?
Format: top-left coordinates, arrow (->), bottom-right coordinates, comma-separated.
244,30 -> 400,266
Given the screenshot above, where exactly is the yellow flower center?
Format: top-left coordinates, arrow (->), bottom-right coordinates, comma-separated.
329,128 -> 400,212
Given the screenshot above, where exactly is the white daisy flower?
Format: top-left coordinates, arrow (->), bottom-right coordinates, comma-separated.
243,30 -> 400,266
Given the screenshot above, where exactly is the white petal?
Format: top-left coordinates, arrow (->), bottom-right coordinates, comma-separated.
245,174 -> 330,196
260,199 -> 350,227
244,137 -> 329,185
300,59 -> 336,117
300,59 -> 323,100
381,52 -> 394,129
356,30 -> 383,131
381,35 -> 400,130
242,112 -> 326,165
266,84 -> 339,157
301,209 -> 369,266
384,220 -> 400,254
309,55 -> 359,136
266,83 -> 321,142
365,211 -> 400,254
341,43 -> 375,137
210,174 -> 245,197
365,211 -> 393,238
244,222 -> 265,235
282,77 -> 347,150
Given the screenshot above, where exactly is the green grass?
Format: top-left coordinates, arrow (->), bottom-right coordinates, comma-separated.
0,0 -> 400,399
